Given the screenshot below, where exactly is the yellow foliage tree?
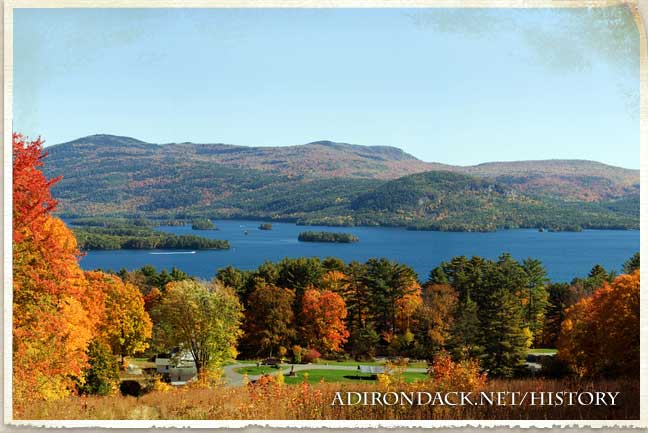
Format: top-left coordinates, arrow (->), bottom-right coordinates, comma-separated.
86,271 -> 153,362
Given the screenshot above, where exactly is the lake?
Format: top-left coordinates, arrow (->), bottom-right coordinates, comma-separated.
78,220 -> 639,283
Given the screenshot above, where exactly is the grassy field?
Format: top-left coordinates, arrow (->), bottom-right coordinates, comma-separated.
318,360 -> 428,368
235,359 -> 429,368
16,378 -> 638,420
282,369 -> 428,385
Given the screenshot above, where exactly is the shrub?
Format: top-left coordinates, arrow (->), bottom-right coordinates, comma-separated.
427,351 -> 487,392
292,345 -> 303,364
302,348 -> 321,364
278,346 -> 288,361
151,376 -> 172,393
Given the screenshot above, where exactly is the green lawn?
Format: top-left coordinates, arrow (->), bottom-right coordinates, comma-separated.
235,366 -> 281,376
528,348 -> 557,355
309,360 -> 428,368
234,359 -> 428,368
282,369 -> 428,385
316,360 -> 381,366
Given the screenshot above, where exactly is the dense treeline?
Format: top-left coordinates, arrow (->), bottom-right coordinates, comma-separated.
298,231 -> 359,243
73,224 -> 229,250
97,251 -> 640,384
69,216 -> 187,228
210,253 -> 638,378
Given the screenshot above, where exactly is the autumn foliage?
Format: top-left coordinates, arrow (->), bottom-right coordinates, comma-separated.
13,134 -> 99,402
557,270 -> 640,377
12,133 -> 61,243
13,134 -> 152,406
85,271 -> 152,361
301,289 -> 349,353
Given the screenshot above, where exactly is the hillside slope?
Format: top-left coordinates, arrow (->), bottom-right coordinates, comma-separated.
45,134 -> 638,201
42,134 -> 639,231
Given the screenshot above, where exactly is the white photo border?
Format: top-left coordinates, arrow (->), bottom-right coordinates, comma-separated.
2,0 -> 646,428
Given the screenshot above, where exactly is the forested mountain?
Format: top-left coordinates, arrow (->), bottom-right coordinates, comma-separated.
460,160 -> 639,202
42,134 -> 639,231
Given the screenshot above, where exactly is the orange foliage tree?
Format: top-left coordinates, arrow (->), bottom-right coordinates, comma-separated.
85,271 -> 152,362
412,283 -> 458,358
301,289 -> 350,354
557,270 -> 640,377
13,134 -> 101,402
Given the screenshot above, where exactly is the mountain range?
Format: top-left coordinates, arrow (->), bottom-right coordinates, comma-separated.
42,134 -> 639,232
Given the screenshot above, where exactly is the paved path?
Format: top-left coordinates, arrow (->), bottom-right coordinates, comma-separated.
222,363 -> 428,387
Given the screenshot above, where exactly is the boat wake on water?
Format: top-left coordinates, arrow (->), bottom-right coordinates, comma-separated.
149,251 -> 197,255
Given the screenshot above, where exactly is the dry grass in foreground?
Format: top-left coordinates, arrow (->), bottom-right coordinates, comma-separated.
16,377 -> 638,420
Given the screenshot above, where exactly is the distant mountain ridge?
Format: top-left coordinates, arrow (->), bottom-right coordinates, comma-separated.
42,134 -> 639,231
47,134 -> 638,201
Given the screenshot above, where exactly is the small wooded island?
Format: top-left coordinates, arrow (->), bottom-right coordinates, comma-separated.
191,218 -> 216,230
259,223 -> 273,230
71,219 -> 229,250
298,231 -> 359,243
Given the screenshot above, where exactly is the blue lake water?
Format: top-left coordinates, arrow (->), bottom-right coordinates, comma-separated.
78,220 -> 640,283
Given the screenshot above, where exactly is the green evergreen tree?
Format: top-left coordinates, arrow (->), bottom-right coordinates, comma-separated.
521,258 -> 549,339
343,261 -> 370,334
480,289 -> 528,378
215,265 -> 251,299
541,282 -> 576,347
449,297 -> 483,360
363,258 -> 418,337
584,264 -> 610,293
169,266 -> 189,282
348,325 -> 380,360
623,252 -> 640,274
428,267 -> 448,284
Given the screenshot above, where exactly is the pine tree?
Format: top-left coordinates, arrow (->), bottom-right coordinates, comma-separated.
623,252 -> 640,274
521,258 -> 549,340
363,258 -> 418,337
480,289 -> 528,377
449,297 -> 483,360
343,261 -> 370,334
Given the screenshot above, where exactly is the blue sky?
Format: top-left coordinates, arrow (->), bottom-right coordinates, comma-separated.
13,7 -> 640,168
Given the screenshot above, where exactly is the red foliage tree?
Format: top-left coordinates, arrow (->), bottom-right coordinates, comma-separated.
13,133 -> 61,243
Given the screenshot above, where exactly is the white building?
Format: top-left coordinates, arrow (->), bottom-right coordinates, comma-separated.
155,350 -> 198,385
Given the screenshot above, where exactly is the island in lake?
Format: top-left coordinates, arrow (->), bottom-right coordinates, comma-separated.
298,231 -> 359,243
191,218 -> 217,230
72,219 -> 229,250
259,223 -> 273,230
